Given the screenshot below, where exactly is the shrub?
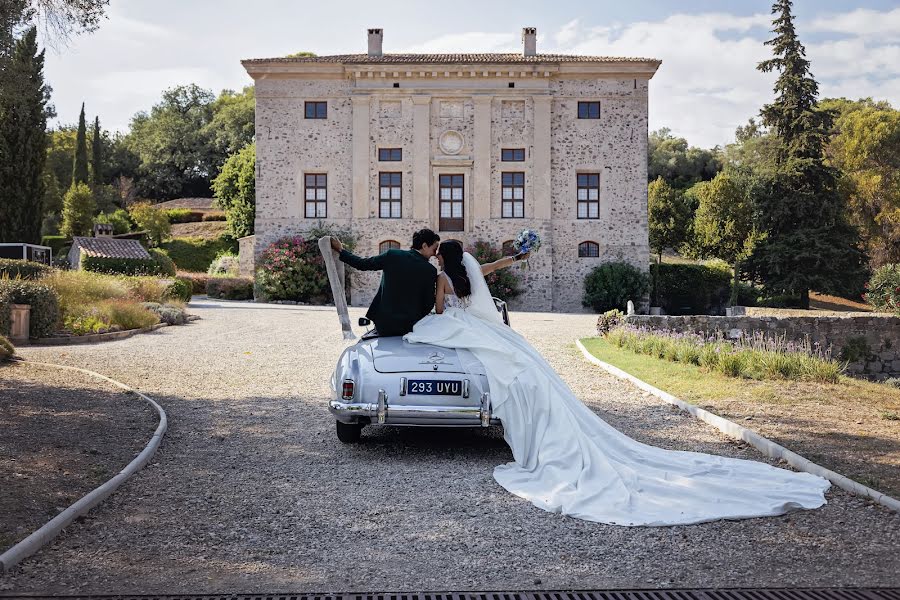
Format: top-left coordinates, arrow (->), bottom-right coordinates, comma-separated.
202,211 -> 227,221
141,301 -> 188,325
596,309 -> 625,336
0,278 -> 60,338
0,259 -> 51,280
82,256 -> 159,276
653,262 -> 732,315
129,202 -> 171,246
166,209 -> 205,224
207,277 -> 253,300
0,334 -> 13,361
161,237 -> 238,272
103,300 -> 159,330
60,182 -> 96,237
207,252 -> 240,276
212,142 -> 256,238
149,248 -> 177,277
583,262 -> 650,313
165,278 -> 193,302
467,241 -> 523,301
176,271 -> 211,294
93,209 -> 133,234
255,237 -> 328,302
864,264 -> 900,314
41,235 -> 70,256
62,300 -> 159,334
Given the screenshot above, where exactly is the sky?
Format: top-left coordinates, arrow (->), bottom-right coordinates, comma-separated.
40,0 -> 900,149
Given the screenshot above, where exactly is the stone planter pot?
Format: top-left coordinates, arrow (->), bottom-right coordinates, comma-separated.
649,307 -> 662,316
9,304 -> 30,342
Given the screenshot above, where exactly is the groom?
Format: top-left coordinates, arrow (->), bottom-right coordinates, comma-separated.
330,229 -> 440,337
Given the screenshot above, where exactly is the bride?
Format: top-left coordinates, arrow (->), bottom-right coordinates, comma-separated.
404,240 -> 830,526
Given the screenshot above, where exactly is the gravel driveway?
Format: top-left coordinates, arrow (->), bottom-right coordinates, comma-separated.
3,299 -> 899,594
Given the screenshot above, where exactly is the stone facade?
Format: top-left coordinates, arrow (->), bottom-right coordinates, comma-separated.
242,29 -> 660,311
628,314 -> 900,380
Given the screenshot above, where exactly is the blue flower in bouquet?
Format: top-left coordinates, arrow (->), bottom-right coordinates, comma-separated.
513,229 -> 541,269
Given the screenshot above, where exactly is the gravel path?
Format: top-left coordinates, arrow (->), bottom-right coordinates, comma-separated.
2,299 -> 899,594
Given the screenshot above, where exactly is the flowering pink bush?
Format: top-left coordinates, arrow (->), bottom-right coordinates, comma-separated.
256,236 -> 329,302
467,240 -> 523,301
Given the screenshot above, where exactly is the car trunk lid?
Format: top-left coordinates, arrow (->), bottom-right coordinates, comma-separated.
370,337 -> 485,375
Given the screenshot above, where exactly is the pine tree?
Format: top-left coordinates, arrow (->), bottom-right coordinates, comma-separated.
747,0 -> 867,307
91,115 -> 102,187
72,102 -> 89,185
0,26 -> 50,244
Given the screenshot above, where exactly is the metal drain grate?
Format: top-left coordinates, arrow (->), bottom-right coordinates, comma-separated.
3,589 -> 898,600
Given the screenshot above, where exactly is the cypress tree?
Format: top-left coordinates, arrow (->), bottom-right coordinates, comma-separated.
91,115 -> 102,187
747,0 -> 867,307
72,102 -> 89,185
0,26 -> 49,244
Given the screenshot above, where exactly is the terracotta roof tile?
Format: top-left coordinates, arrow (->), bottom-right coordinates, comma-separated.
72,237 -> 152,260
243,53 -> 660,65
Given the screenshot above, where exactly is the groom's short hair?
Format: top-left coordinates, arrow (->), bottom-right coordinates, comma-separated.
411,229 -> 440,250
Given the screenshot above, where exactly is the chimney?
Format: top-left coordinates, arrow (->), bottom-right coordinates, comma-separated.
367,28 -> 383,57
93,223 -> 113,237
522,27 -> 537,57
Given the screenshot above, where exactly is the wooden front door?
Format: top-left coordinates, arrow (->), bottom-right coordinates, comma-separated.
438,174 -> 464,232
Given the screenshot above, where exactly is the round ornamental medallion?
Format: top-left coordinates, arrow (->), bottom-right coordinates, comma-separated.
439,130 -> 464,155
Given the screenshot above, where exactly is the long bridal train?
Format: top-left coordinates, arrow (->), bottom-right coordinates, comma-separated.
404,254 -> 829,526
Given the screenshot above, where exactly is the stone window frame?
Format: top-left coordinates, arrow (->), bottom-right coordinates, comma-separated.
576,172 -> 600,219
379,172 -> 402,219
379,240 -> 401,253
578,241 -> 600,258
577,101 -> 601,119
304,101 -> 327,119
304,173 -> 327,218
378,148 -> 402,161
501,172 -> 525,219
438,173 -> 465,232
501,148 -> 525,162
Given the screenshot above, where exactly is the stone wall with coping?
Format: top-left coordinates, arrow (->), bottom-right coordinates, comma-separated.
627,314 -> 900,379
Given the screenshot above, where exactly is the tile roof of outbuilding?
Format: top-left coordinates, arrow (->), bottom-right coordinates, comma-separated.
72,237 -> 152,260
243,53 -> 660,65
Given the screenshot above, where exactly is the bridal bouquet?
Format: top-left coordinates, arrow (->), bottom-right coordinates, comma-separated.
513,229 -> 542,269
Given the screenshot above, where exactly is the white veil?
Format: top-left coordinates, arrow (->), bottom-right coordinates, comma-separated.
461,252 -> 504,325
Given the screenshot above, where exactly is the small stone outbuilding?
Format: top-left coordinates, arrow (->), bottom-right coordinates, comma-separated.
67,236 -> 151,270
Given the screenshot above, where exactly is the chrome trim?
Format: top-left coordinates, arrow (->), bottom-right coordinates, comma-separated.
462,379 -> 470,398
377,389 -> 387,424
399,377 -> 407,396
480,392 -> 491,427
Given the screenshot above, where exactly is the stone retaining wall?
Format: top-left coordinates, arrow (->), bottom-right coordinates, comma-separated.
626,314 -> 900,380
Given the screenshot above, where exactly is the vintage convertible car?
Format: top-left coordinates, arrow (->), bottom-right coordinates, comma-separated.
328,301 -> 509,443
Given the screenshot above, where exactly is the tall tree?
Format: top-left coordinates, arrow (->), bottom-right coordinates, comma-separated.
0,26 -> 50,243
746,0 -> 867,307
212,142 -> 256,238
72,102 -> 89,184
647,176 -> 692,306
60,181 -> 95,237
648,128 -> 722,190
91,114 -> 102,187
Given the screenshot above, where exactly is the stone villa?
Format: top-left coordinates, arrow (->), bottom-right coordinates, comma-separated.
241,28 -> 661,311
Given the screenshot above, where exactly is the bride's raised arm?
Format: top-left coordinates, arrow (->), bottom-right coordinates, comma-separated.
481,252 -> 528,275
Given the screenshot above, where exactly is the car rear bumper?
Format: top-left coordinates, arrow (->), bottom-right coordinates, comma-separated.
329,390 -> 498,427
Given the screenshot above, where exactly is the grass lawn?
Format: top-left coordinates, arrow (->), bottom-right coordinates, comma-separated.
580,336 -> 900,497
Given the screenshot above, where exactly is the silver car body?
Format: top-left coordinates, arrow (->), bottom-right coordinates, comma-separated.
329,335 -> 498,428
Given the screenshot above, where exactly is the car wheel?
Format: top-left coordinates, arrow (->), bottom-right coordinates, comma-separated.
336,421 -> 363,443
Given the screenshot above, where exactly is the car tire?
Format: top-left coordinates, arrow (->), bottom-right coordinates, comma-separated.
336,421 -> 363,443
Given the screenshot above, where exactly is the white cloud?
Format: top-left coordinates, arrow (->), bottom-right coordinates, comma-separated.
402,32 -> 518,53
554,18 -> 580,47
809,8 -> 900,40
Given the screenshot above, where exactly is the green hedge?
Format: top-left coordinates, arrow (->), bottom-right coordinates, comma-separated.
165,278 -> 194,302
82,256 -> 160,276
166,209 -> 205,224
0,334 -> 13,360
161,237 -> 238,273
149,248 -> 177,276
654,262 -> 732,315
0,279 -> 60,338
583,262 -> 650,313
0,258 -> 51,280
202,212 -> 227,221
206,277 -> 253,300
41,236 -> 70,256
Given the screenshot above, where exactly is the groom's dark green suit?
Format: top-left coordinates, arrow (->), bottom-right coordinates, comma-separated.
339,248 -> 437,336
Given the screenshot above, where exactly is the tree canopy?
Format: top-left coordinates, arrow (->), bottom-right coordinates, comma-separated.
648,128 -> 722,190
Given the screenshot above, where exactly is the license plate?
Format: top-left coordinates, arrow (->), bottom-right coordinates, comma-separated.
408,379 -> 462,396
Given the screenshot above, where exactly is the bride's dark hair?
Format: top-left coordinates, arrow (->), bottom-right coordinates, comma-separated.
438,240 -> 471,298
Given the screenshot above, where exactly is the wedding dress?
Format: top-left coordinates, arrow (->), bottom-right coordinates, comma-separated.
404,254 -> 829,526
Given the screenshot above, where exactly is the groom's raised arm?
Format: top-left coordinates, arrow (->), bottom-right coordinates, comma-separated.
338,249 -> 389,271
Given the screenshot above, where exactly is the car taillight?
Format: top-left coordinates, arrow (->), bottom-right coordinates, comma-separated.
341,379 -> 354,400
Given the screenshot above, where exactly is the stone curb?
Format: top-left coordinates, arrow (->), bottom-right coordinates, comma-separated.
24,316 -> 199,347
0,361 -> 168,574
575,338 -> 900,515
